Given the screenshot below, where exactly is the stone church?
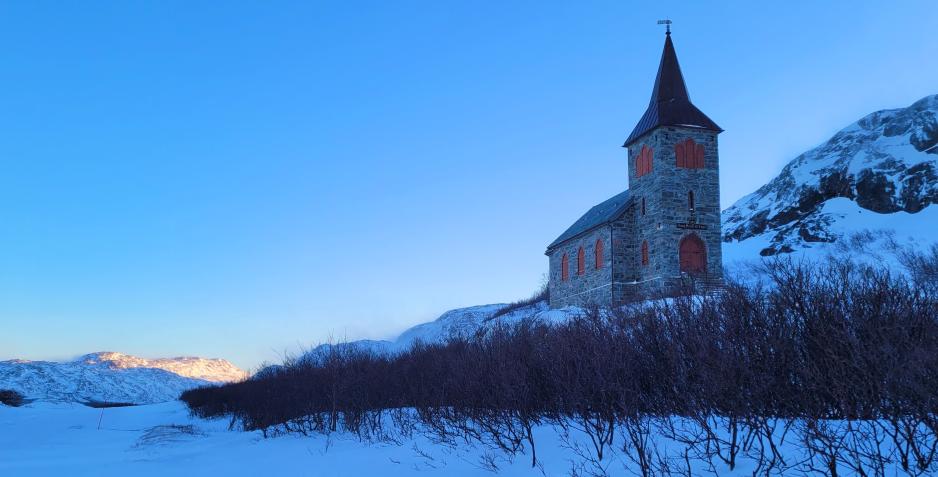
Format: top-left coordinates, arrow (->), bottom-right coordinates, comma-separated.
546,31 -> 723,308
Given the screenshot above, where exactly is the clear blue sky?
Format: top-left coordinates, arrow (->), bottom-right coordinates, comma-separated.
2,1 -> 936,369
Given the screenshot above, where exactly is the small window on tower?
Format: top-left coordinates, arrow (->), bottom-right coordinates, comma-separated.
641,197 -> 646,216
688,191 -> 695,211
641,240 -> 649,267
577,247 -> 585,275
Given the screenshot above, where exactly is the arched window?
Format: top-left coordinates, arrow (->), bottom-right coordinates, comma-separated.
641,197 -> 646,216
577,247 -> 585,275
675,138 -> 705,169
688,191 -> 695,211
641,240 -> 649,267
595,239 -> 604,270
636,144 -> 654,177
679,234 -> 707,274
561,254 -> 569,281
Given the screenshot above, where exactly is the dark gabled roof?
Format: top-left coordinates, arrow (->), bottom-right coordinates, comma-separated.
547,190 -> 631,251
623,32 -> 722,147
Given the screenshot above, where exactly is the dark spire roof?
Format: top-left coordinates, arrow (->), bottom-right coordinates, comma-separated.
623,32 -> 722,147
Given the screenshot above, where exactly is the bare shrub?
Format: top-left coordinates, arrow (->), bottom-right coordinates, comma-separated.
180,252 -> 938,475
489,283 -> 549,320
0,389 -> 25,407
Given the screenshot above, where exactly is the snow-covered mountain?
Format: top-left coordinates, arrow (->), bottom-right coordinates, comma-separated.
0,352 -> 247,404
722,94 -> 938,259
75,352 -> 247,383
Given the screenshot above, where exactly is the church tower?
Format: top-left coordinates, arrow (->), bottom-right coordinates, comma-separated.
624,30 -> 724,293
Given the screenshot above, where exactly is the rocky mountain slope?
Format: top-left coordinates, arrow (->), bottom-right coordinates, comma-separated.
722,94 -> 938,257
0,352 -> 247,404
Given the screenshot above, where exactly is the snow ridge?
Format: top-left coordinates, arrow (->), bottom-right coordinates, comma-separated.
292,301 -> 579,367
74,352 -> 247,383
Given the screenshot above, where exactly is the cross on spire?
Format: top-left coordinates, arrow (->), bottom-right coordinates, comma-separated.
657,19 -> 672,35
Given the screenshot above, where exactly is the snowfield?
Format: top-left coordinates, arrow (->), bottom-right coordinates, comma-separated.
2,402 -> 929,476
0,401 -> 640,477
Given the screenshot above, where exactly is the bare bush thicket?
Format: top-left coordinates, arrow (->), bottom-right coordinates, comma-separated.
0,389 -> 25,407
83,400 -> 138,408
182,255 -> 938,475
489,282 -> 549,320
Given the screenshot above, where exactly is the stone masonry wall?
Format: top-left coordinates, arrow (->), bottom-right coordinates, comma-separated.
610,203 -> 639,304
626,126 -> 723,295
547,226 -> 614,308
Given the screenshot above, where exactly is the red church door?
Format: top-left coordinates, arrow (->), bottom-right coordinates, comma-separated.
679,234 -> 706,274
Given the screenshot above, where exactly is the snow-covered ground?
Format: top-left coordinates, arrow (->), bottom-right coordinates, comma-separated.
3,401 -> 925,476
0,401 -> 633,477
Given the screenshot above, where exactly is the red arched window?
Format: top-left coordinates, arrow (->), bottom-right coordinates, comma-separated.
641,240 -> 649,267
679,234 -> 707,274
688,190 -> 695,210
636,144 -> 654,177
641,197 -> 646,216
561,254 -> 569,281
638,145 -> 648,176
577,247 -> 585,275
676,139 -> 705,169
595,239 -> 604,270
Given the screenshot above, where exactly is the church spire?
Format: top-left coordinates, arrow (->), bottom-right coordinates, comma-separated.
623,30 -> 722,147
649,32 -> 689,108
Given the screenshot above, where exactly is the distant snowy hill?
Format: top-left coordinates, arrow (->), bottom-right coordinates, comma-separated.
723,94 -> 938,260
75,352 -> 247,383
0,352 -> 247,404
392,302 -> 572,348
297,301 -> 577,365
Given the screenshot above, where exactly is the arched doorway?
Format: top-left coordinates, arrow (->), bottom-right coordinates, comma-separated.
679,234 -> 706,274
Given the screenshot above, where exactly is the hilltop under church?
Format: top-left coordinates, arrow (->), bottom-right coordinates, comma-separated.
546,30 -> 724,308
